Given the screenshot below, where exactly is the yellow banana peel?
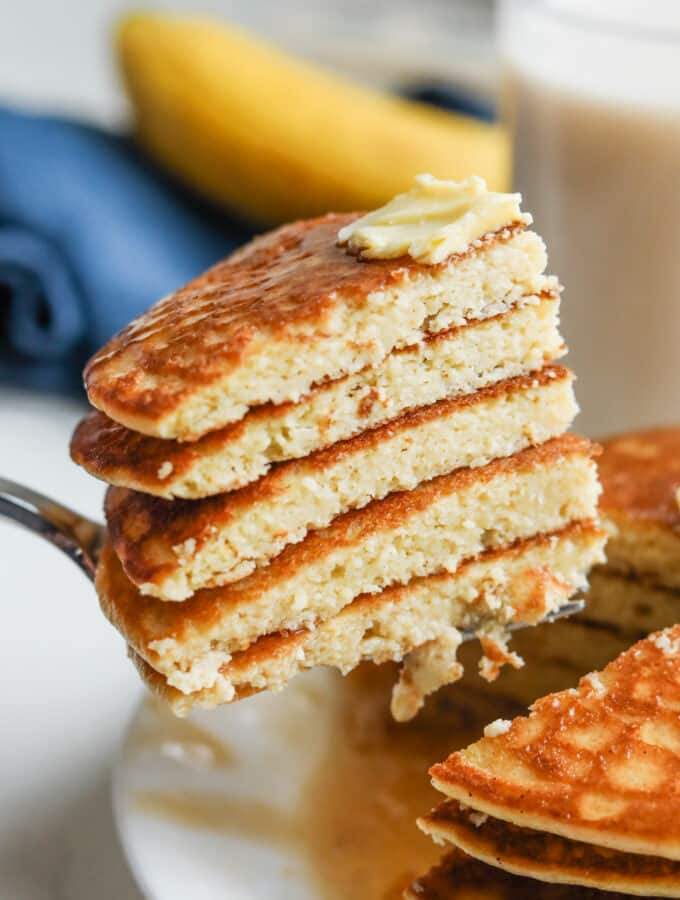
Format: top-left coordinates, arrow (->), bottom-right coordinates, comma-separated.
117,13 -> 509,226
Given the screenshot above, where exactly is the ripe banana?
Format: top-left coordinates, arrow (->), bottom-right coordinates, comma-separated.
117,13 -> 509,226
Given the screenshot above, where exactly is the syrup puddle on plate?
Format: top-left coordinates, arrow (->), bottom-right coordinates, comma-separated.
120,663 -> 520,900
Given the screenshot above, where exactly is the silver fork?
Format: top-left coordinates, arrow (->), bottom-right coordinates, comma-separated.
0,477 -> 105,581
0,475 -> 584,632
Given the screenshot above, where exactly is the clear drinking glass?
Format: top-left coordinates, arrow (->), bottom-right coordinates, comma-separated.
498,0 -> 680,436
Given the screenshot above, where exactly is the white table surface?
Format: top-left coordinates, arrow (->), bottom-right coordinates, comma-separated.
0,388 -> 144,900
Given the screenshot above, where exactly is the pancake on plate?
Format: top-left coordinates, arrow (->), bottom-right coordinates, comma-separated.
406,850 -> 650,900
417,626 -> 680,895
423,801 -> 680,897
598,427 -> 680,589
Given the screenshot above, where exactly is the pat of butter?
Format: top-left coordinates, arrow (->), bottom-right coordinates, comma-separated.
337,174 -> 532,264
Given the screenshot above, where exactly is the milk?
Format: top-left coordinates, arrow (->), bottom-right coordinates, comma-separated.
499,0 -> 680,436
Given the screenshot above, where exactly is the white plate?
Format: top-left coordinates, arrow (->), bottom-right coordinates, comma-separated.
113,670 -> 336,900
113,666 -> 504,900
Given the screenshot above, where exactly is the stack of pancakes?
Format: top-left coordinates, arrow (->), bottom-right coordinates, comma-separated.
588,427 -> 680,639
71,207 -> 604,718
464,427 -> 680,707
412,626 -> 680,898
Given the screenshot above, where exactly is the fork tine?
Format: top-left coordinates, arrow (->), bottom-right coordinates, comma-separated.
458,598 -> 585,643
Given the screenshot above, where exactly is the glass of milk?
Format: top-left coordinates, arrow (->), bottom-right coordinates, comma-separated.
498,0 -> 680,436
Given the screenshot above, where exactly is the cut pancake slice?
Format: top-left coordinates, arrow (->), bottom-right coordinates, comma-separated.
406,850 -> 645,900
96,435 -> 600,692
421,800 -> 680,897
427,626 -> 680,864
105,366 -> 577,601
125,521 -> 606,714
84,218 -> 554,439
72,293 -> 563,499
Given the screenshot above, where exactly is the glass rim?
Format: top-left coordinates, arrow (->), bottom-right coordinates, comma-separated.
510,0 -> 680,44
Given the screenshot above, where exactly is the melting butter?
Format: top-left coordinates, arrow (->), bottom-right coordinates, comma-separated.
337,174 -> 532,264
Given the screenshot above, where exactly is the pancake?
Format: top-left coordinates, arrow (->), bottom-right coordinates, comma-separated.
122,521 -> 605,715
599,427 -> 680,589
105,366 -> 576,600
421,800 -> 680,897
96,436 -> 601,693
84,217 -> 554,440
429,626 -> 680,862
406,850 -> 660,900
71,294 -> 563,498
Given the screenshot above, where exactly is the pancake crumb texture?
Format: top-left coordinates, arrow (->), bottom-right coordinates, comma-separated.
97,438 -> 600,694
85,223 -> 553,440
127,522 -> 604,715
72,295 -> 563,498
106,368 -> 577,600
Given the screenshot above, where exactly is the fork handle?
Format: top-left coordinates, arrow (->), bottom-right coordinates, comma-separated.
0,477 -> 103,580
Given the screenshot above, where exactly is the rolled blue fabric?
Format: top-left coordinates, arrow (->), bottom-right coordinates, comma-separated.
0,107 -> 250,393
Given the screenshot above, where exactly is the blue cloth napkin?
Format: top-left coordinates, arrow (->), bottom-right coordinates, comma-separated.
0,108 -> 250,392
0,84 -> 490,395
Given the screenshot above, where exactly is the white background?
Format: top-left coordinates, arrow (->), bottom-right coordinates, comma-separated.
0,2 -> 493,897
